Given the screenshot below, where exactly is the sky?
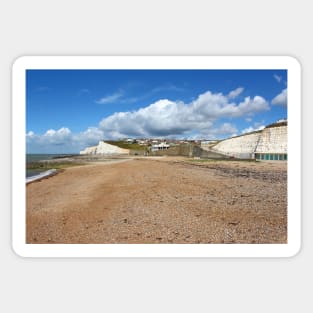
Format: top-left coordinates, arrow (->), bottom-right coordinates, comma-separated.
26,69 -> 287,154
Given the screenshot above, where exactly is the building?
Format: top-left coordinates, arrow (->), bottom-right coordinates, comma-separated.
150,142 -> 170,152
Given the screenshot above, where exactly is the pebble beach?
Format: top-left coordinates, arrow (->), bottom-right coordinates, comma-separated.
26,157 -> 287,244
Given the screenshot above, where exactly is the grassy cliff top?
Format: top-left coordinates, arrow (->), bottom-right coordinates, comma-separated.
265,121 -> 287,129
104,141 -> 147,151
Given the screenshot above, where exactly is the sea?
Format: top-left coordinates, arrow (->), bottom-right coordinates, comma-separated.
26,154 -> 77,179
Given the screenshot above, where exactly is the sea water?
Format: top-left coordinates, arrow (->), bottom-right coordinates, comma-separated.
26,154 -> 71,164
26,154 -> 76,178
26,169 -> 57,183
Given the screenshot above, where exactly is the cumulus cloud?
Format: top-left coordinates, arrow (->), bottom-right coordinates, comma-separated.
205,123 -> 238,138
96,90 -> 123,104
99,90 -> 269,138
26,131 -> 35,137
27,88 -> 271,153
26,127 -> 105,153
27,127 -> 71,153
74,127 -> 104,144
272,89 -> 287,106
45,127 -> 71,138
241,124 -> 265,134
227,87 -> 244,99
183,123 -> 238,140
215,123 -> 238,135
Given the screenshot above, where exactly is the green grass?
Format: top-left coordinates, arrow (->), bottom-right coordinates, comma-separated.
105,141 -> 148,151
26,162 -> 86,170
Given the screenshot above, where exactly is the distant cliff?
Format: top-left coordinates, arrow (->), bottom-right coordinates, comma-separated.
80,141 -> 130,155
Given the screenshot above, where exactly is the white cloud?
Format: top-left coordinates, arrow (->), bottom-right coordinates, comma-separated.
99,89 -> 269,138
116,83 -> 184,105
216,123 -> 238,134
205,123 -> 238,138
75,127 -> 104,145
183,123 -> 238,140
26,131 -> 35,137
26,127 -> 105,153
273,74 -> 282,83
43,127 -> 71,142
228,87 -> 244,99
27,89 -> 270,153
241,124 -> 265,134
272,88 -> 287,106
96,90 -> 123,104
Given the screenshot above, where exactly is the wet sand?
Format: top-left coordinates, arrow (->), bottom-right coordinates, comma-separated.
26,157 -> 287,244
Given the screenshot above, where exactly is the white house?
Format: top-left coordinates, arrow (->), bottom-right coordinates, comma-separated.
151,142 -> 170,152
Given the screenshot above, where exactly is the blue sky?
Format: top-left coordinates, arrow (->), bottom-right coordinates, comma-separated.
26,69 -> 287,153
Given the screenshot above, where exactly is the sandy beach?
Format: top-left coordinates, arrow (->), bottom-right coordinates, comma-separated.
26,157 -> 287,244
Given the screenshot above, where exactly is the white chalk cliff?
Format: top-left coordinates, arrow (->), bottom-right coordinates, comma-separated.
80,141 -> 129,155
210,122 -> 287,158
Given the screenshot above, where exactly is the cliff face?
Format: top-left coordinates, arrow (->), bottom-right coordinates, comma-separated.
80,141 -> 129,155
79,145 -> 98,154
211,125 -> 287,158
211,132 -> 261,159
255,126 -> 287,154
